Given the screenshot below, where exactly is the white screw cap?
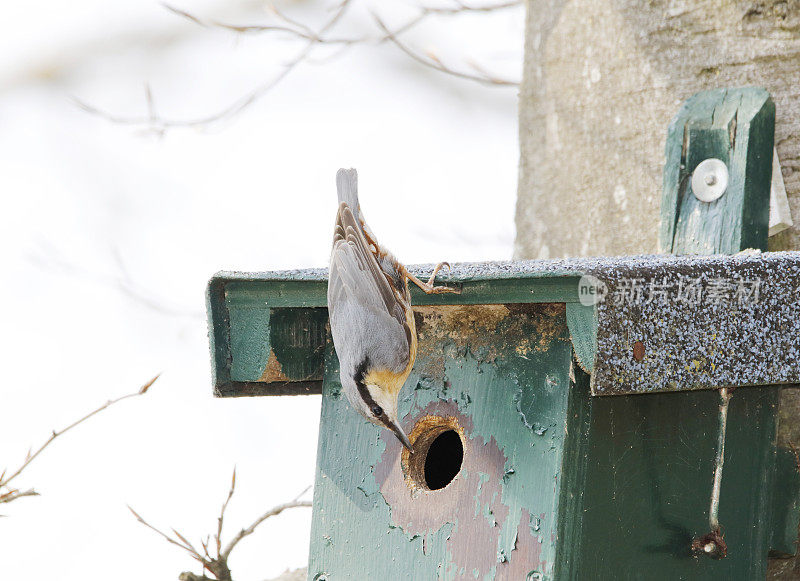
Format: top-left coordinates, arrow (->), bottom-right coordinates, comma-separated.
691,158 -> 729,203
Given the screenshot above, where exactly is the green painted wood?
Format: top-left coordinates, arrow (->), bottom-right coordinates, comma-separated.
563,86 -> 781,579
228,299 -> 271,383
210,252 -> 800,397
206,276 -> 232,395
309,305 -> 577,580
552,366 -> 593,580
769,447 -> 800,557
565,302 -> 596,374
572,386 -> 778,579
268,308 -> 327,381
660,87 -> 774,254
223,277 -> 582,309
216,276 -> 582,393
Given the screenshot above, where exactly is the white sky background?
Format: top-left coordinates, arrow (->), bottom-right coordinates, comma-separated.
0,0 -> 522,578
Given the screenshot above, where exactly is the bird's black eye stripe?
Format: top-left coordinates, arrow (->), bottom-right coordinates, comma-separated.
354,357 -> 383,417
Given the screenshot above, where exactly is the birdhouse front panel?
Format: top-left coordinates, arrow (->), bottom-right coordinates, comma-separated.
308,302 -> 579,580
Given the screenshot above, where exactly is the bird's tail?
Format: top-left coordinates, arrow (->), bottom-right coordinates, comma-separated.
336,168 -> 360,220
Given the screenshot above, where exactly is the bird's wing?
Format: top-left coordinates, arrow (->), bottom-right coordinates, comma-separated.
328,203 -> 411,375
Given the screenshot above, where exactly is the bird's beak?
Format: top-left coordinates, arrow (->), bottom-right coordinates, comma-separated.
388,420 -> 414,453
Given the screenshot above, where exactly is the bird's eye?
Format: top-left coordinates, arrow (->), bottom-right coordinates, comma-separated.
371,405 -> 383,416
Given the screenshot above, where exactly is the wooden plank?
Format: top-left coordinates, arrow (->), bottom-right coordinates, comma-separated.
223,277 -> 582,309
308,304 -> 575,579
565,302 -> 596,374
661,88 -> 774,254
210,253 -> 800,396
769,148 -> 794,236
572,386 -> 778,579
769,447 -> 800,557
206,276 -> 232,395
216,276 -> 582,393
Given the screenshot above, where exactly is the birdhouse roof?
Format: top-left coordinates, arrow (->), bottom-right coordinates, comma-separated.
208,251 -> 800,397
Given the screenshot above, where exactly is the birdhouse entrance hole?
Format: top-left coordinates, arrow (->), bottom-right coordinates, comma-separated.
403,415 -> 465,492
424,430 -> 463,490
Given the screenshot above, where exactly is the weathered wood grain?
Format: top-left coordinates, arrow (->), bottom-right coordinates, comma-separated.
308,304 -> 575,579
661,88 -> 774,254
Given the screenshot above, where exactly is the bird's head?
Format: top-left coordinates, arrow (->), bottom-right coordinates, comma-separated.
343,367 -> 414,453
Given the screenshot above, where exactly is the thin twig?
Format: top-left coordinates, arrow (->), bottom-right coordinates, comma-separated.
0,488 -> 39,504
129,506 -> 205,562
79,0 -> 521,132
216,468 -> 236,555
0,375 -> 159,501
372,14 -> 518,86
292,485 -> 312,503
76,0 -> 355,131
132,472 -> 312,580
164,3 -> 359,44
220,499 -> 313,560
165,0 -> 521,41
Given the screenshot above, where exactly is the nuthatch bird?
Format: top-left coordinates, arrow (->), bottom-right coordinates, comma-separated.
327,168 -> 456,452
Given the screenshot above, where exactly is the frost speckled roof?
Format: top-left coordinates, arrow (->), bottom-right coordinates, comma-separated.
209,251 -> 800,395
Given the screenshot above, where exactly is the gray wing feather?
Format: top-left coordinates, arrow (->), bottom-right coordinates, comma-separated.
336,168 -> 361,224
328,205 -> 410,378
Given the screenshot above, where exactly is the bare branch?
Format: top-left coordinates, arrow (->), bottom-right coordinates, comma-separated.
167,0 -> 522,40
80,0 -> 521,132
0,488 -> 39,504
132,470 -> 311,580
77,0 -> 355,131
373,14 -> 519,86
220,499 -> 313,560
422,0 -> 522,14
163,3 -> 358,44
292,485 -> 312,503
0,375 -> 160,503
173,527 -> 205,559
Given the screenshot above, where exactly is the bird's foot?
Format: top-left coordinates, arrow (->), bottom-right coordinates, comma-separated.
407,262 -> 460,294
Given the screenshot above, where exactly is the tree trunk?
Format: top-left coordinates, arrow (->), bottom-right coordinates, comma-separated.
514,1 -> 800,577
516,0 -> 800,259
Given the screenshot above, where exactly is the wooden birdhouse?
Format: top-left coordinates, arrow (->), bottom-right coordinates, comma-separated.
206,88 -> 800,579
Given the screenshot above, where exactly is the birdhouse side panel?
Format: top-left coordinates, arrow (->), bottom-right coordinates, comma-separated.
571,386 -> 779,579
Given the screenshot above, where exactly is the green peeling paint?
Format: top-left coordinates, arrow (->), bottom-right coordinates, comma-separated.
309,305 -> 574,579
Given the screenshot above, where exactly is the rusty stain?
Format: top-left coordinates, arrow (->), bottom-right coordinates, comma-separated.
375,400 -> 526,578
414,304 -> 567,380
633,341 -> 645,362
258,349 -> 291,382
691,529 -> 727,560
